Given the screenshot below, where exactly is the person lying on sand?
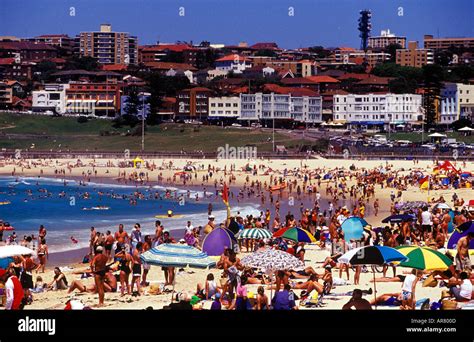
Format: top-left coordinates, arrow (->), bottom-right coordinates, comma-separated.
369,292 -> 402,306
370,275 -> 406,282
68,270 -> 117,294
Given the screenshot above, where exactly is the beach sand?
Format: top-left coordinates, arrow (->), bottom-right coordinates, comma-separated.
1,156 -> 473,310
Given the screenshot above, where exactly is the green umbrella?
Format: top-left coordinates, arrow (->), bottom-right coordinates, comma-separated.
395,246 -> 453,270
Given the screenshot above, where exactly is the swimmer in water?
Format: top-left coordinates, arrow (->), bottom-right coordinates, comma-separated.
71,236 -> 78,244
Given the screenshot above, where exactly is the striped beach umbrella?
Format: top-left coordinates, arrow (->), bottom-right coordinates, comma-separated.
339,245 -> 408,266
238,228 -> 272,240
241,248 -> 304,272
140,243 -> 216,269
273,227 -> 316,243
395,246 -> 453,271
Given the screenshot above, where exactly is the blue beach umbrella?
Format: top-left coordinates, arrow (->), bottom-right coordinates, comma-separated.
339,245 -> 408,309
447,222 -> 474,250
141,243 -> 216,269
382,214 -> 415,223
341,217 -> 368,242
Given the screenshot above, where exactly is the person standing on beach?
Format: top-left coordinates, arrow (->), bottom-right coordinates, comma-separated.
89,227 -> 97,257
0,268 -> 24,310
131,242 -> 143,295
130,223 -> 142,251
36,239 -> 48,273
114,224 -> 129,254
104,231 -> 114,260
115,246 -> 132,296
456,233 -> 474,272
141,236 -> 152,286
91,246 -> 108,307
153,220 -> 163,247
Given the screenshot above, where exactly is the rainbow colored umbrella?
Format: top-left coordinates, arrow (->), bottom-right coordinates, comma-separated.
273,227 -> 316,243
395,246 -> 453,270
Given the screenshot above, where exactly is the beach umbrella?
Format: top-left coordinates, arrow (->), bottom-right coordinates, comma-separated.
456,221 -> 474,233
458,126 -> 474,132
0,245 -> 36,259
447,223 -> 474,250
395,246 -> 453,271
273,227 -> 316,243
434,203 -> 451,210
201,227 -> 236,256
339,245 -> 408,265
140,243 -> 216,269
0,257 -> 13,269
339,246 -> 408,309
382,214 -> 415,223
241,248 -> 304,272
395,201 -> 428,211
340,217 -> 368,242
238,228 -> 272,240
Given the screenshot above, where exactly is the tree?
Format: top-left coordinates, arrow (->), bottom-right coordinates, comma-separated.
65,56 -> 99,71
124,88 -> 140,116
383,43 -> 402,63
33,61 -> 57,82
254,49 -> 277,58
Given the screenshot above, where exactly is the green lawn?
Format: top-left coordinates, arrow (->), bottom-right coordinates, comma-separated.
0,113 -> 314,152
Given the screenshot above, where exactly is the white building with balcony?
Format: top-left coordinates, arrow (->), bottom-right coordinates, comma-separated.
208,96 -> 240,119
239,93 -> 322,124
32,84 -> 70,113
441,83 -> 474,123
333,93 -> 423,129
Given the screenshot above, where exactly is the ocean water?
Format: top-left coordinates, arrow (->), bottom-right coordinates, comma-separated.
0,177 -> 260,253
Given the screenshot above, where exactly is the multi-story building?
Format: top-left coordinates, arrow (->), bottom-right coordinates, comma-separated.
396,41 -> 434,68
333,93 -> 423,129
250,57 -> 317,77
139,44 -> 198,66
440,83 -> 474,123
78,24 -> 138,65
0,41 -> 57,61
175,87 -> 213,120
368,29 -> 406,49
33,82 -> 121,116
239,92 -> 322,124
208,96 -> 240,119
215,54 -> 252,74
0,57 -> 34,80
29,34 -> 75,56
32,84 -> 69,113
334,48 -> 390,69
424,35 -> 474,51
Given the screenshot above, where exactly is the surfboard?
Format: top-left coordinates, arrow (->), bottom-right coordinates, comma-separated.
154,214 -> 185,219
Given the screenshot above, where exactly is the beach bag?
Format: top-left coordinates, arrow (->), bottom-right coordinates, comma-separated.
422,275 -> 438,288
82,255 -> 90,264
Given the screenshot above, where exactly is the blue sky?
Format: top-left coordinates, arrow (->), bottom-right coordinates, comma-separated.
0,0 -> 472,48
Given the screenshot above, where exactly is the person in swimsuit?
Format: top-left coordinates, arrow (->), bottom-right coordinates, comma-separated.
104,231 -> 114,261
21,254 -> 37,305
131,242 -> 143,295
114,224 -> 129,256
115,245 -> 132,296
47,267 -> 68,290
91,246 -> 108,307
9,256 -> 23,278
36,239 -> 48,273
255,286 -> 269,310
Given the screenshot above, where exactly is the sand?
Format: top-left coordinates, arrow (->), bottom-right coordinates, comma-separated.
1,156 -> 473,310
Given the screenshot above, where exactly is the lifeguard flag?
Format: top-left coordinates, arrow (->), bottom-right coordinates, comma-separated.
222,183 -> 229,207
419,176 -> 429,189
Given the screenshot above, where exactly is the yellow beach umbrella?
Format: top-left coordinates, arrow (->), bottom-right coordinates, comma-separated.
395,246 -> 452,270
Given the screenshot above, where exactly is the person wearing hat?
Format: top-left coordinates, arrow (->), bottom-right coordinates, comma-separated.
203,215 -> 215,235
210,292 -> 222,310
91,246 -> 108,307
0,268 -> 24,310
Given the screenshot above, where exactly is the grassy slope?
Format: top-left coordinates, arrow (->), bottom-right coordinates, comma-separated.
0,113 -> 312,152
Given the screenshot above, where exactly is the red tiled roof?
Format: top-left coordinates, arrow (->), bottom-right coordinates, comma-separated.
250,42 -> 279,50
140,44 -> 195,53
264,84 -> 319,97
305,75 -> 340,83
337,73 -> 370,81
47,57 -> 66,64
215,54 -> 249,62
0,57 -> 16,65
101,64 -> 128,71
143,62 -> 197,71
321,89 -> 349,96
0,41 -> 56,51
37,34 -> 69,38
357,75 -> 393,85
337,47 -> 356,51
231,86 -> 249,94
281,77 -> 318,85
182,87 -> 213,92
